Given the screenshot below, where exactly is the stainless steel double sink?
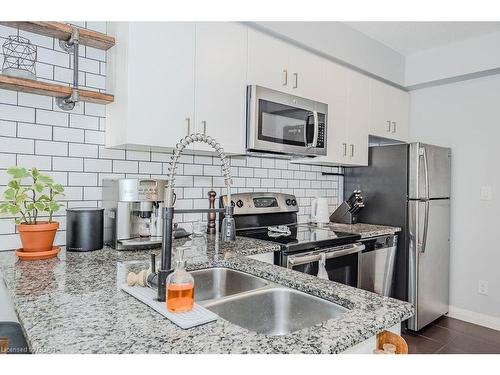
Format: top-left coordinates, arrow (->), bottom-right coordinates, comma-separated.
190,267 -> 348,336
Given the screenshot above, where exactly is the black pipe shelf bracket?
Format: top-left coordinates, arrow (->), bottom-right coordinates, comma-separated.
56,27 -> 80,111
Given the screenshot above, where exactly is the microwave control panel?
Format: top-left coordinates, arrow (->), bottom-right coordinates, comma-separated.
317,123 -> 325,148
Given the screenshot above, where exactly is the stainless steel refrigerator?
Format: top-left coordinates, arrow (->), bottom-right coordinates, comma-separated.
344,142 -> 451,331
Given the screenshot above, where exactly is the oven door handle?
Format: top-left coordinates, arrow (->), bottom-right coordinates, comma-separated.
287,243 -> 365,268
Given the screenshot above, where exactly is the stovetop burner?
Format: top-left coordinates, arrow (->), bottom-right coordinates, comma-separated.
238,224 -> 361,253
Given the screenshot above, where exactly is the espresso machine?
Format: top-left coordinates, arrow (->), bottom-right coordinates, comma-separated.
103,179 -> 167,250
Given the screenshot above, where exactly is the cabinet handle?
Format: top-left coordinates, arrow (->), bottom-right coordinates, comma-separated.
282,69 -> 288,86
392,121 -> 397,133
350,144 -> 354,158
387,120 -> 391,132
293,73 -> 298,88
186,117 -> 191,135
202,120 -> 207,135
342,143 -> 347,157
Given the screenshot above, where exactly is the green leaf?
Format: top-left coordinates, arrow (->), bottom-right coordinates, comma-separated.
0,202 -> 10,213
34,202 -> 46,211
26,203 -> 35,211
31,168 -> 39,178
48,201 -> 61,212
37,174 -> 54,184
7,180 -> 20,189
8,205 -> 20,215
7,167 -> 29,179
38,194 -> 50,202
34,182 -> 44,193
52,184 -> 64,193
4,188 -> 15,200
15,218 -> 21,224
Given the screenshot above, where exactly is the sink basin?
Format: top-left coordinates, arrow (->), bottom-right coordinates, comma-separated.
204,287 -> 348,336
190,268 -> 268,302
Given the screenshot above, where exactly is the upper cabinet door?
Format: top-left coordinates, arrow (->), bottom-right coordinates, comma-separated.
107,22 -> 195,150
194,23 -> 248,155
369,79 -> 409,142
344,71 -> 369,166
324,61 -> 349,163
287,44 -> 327,102
247,29 -> 290,92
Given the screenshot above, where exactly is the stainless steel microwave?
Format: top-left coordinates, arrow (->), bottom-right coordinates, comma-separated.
246,85 -> 328,156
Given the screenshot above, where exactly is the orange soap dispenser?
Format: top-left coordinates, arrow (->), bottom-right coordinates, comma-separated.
166,259 -> 195,313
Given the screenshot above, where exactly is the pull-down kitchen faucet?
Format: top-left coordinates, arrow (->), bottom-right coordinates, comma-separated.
157,133 -> 236,302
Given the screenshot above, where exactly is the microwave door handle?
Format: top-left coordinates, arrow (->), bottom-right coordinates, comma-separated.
312,110 -> 319,148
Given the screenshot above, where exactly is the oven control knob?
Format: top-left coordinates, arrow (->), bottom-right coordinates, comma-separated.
291,199 -> 297,206
236,200 -> 244,208
285,199 -> 291,206
230,201 -> 235,207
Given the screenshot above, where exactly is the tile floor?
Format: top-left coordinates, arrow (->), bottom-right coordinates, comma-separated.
402,316 -> 500,354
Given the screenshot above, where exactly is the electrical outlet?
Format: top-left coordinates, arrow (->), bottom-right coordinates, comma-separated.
480,186 -> 493,201
478,280 -> 489,295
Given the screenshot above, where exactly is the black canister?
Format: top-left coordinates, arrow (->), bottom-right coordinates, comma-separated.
66,207 -> 104,252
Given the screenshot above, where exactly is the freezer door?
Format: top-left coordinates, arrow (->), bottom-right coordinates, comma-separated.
407,199 -> 450,331
409,143 -> 451,199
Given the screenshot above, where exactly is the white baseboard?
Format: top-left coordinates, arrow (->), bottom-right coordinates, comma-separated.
447,305 -> 500,331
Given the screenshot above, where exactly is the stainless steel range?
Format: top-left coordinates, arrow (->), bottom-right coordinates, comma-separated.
220,192 -> 364,287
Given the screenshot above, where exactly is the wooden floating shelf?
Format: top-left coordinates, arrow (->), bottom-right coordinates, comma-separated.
0,75 -> 114,105
0,21 -> 115,50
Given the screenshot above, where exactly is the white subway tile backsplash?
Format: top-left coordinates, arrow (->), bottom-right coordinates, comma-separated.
53,156 -> 83,171
69,172 -> 98,186
17,123 -> 52,140
126,150 -> 150,161
139,161 -> 162,174
61,186 -> 83,201
254,169 -> 268,178
83,186 -> 102,200
0,89 -> 17,105
19,30 -> 54,49
85,73 -> 106,89
0,120 -> 16,136
239,167 -> 253,177
84,102 -> 106,117
53,127 -> 85,143
18,92 -> 53,110
183,164 -> 203,175
84,129 -> 105,144
194,155 -> 212,165
183,188 -> 203,199
246,157 -> 261,168
37,47 -> 70,67
0,137 -> 34,154
35,140 -> 68,156
113,160 -> 138,173
84,158 -> 112,173
35,62 -> 55,80
0,103 -> 35,123
261,158 -> 275,169
203,165 -> 222,176
70,113 -> 99,130
0,153 -> 16,168
69,143 -> 98,158
36,109 -> 69,127
85,46 -> 106,62
99,146 -> 125,160
17,154 -> 52,170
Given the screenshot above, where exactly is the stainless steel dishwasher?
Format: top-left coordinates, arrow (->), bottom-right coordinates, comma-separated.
359,235 -> 398,297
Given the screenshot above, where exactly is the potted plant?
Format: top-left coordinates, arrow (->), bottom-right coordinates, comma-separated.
0,167 -> 64,253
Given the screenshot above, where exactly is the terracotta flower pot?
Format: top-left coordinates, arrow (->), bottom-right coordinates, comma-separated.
17,221 -> 59,252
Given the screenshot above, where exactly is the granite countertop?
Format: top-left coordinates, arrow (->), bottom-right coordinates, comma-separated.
0,235 -> 413,354
328,222 -> 401,239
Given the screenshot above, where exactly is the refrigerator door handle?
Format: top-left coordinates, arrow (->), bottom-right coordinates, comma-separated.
420,146 -> 430,199
420,200 -> 430,253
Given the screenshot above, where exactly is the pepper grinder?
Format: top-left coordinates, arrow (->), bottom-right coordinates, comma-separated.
207,189 -> 217,234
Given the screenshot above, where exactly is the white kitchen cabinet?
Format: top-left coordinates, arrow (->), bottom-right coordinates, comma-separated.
247,28 -> 326,102
106,22 -> 195,151
369,79 -> 409,142
193,23 -> 247,155
292,63 -> 368,167
344,71 -> 369,166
